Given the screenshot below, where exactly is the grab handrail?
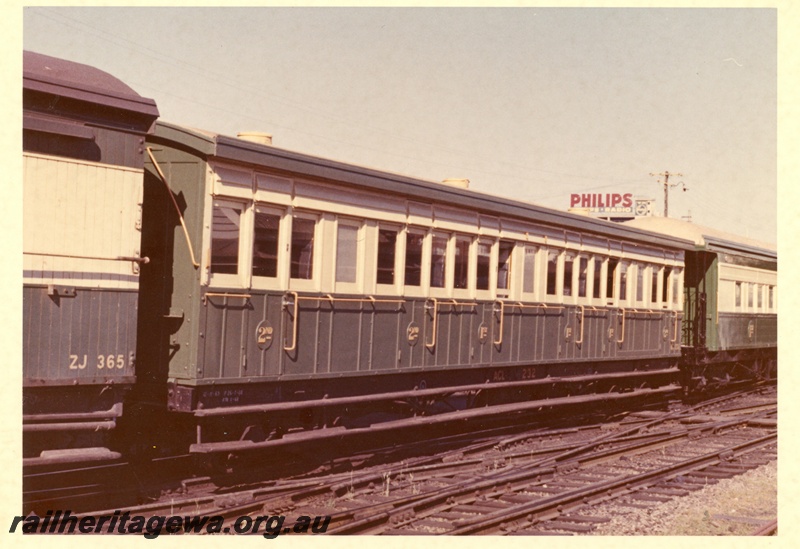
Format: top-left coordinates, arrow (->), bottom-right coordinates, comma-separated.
425,298 -> 438,349
574,305 -> 586,345
616,308 -> 627,344
493,300 -> 505,346
299,294 -> 405,305
24,251 -> 149,264
146,147 -> 200,269
671,310 -> 680,343
203,292 -> 251,305
283,291 -> 299,352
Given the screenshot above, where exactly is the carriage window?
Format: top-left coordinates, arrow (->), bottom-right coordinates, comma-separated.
563,253 -> 575,297
476,240 -> 492,291
336,223 -> 359,283
210,203 -> 242,275
636,264 -> 644,302
578,257 -> 588,298
619,262 -> 629,301
377,229 -> 397,285
523,246 -> 537,294
497,241 -> 514,292
748,283 -> 754,308
290,216 -> 316,280
651,269 -> 659,304
672,268 -> 681,305
405,231 -> 424,287
546,250 -> 559,295
769,286 -> 774,309
735,282 -> 742,308
607,258 -> 618,299
454,236 -> 471,290
757,284 -> 763,309
663,267 -> 672,303
252,210 -> 280,278
593,258 -> 602,299
430,233 -> 448,288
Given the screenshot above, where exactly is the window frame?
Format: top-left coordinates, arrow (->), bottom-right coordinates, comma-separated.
546,248 -> 560,299
207,198 -> 248,289
562,251 -> 576,302
521,245 -> 539,300
635,262 -> 645,305
591,256 -> 605,305
671,267 -> 682,309
402,226 -> 429,298
375,223 -> 401,294
333,217 -> 364,294
475,237 -> 494,294
288,210 -> 321,292
618,261 -> 630,306
452,234 -> 473,296
496,240 -> 514,298
576,254 -> 590,302
650,266 -> 660,306
429,231 -> 451,297
250,203 -> 288,291
662,266 -> 672,308
606,257 -> 619,304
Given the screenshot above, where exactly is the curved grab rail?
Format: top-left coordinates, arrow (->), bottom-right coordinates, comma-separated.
146,147 -> 200,269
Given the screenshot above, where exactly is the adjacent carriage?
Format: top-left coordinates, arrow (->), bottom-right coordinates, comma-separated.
625,217 -> 777,389
22,52 -> 158,463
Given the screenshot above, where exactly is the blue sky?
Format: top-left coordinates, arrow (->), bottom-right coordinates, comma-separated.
20,7 -> 779,243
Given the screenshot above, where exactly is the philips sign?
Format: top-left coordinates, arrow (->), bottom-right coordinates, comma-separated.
570,193 -> 634,212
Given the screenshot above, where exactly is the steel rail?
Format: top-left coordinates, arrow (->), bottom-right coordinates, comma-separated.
326,394 -> 776,534
448,432 -> 776,534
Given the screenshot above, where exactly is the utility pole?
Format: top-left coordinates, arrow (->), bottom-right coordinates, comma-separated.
649,171 -> 685,217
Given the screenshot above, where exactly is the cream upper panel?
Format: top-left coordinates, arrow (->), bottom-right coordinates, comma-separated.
206,163 -> 685,304
23,153 -> 144,290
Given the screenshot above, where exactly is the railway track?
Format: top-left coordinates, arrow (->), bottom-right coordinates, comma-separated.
42,384 -> 774,537
22,399 -> 641,514
319,402 -> 775,534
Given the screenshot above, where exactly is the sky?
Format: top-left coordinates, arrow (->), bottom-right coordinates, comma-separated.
19,6 -> 780,244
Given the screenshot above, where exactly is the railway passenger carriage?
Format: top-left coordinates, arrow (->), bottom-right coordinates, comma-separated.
625,218 -> 777,388
22,52 -> 159,463
138,122 -> 691,455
